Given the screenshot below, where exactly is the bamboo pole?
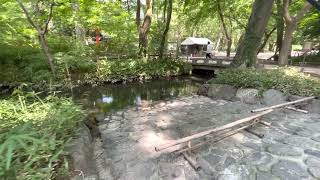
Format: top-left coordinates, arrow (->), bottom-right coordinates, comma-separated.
177,121 -> 257,154
155,109 -> 273,152
244,129 -> 264,138
259,121 -> 271,127
182,152 -> 201,171
251,96 -> 315,113
285,106 -> 308,114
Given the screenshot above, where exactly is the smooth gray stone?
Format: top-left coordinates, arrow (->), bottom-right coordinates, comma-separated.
256,171 -> 280,180
271,160 -> 308,180
243,152 -> 273,166
308,166 -> 320,178
305,149 -> 320,158
262,89 -> 287,106
305,157 -> 320,167
267,143 -> 302,156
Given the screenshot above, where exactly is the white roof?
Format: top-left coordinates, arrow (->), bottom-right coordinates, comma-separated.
181,37 -> 213,45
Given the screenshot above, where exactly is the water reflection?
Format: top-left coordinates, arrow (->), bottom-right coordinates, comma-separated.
73,76 -> 204,113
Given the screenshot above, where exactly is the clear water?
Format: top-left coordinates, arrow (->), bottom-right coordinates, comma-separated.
72,76 -> 205,113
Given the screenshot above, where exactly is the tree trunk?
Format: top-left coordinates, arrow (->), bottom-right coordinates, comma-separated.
217,0 -> 231,57
215,28 -> 222,51
258,27 -> 276,53
127,0 -> 130,12
163,0 -> 167,23
159,0 -> 172,59
278,23 -> 295,65
39,34 -> 56,74
136,0 -> 141,30
139,0 -> 153,57
226,39 -> 232,57
278,1 -> 312,66
232,0 -> 274,68
72,0 -> 85,43
17,0 -> 56,76
275,0 -> 284,56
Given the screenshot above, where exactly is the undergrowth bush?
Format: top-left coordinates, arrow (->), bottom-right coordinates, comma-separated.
0,88 -> 85,179
87,59 -> 192,83
211,68 -> 320,96
291,53 -> 320,66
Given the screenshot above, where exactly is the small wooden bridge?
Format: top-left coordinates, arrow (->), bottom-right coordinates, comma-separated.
183,56 -> 234,71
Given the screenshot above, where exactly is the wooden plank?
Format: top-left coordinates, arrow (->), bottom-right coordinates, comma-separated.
251,96 -> 315,113
155,109 -> 273,152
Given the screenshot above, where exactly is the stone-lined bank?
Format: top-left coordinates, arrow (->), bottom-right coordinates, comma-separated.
72,84 -> 320,180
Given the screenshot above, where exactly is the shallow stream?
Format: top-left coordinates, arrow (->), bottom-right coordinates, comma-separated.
71,76 -> 207,113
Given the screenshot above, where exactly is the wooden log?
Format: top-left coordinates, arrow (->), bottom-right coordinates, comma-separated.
182,152 -> 201,171
285,106 -> 308,114
251,96 -> 315,113
155,109 -> 273,152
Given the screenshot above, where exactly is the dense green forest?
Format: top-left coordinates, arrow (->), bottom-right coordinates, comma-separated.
0,0 -> 319,84
0,0 -> 320,179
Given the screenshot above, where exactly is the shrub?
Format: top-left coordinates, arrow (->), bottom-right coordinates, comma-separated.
0,89 -> 85,179
89,59 -> 192,83
210,68 -> 320,96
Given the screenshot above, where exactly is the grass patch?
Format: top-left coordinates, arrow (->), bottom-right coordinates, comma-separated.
210,68 -> 320,96
0,88 -> 85,179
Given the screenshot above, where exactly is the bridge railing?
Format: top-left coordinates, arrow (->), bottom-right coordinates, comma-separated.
183,56 -> 234,67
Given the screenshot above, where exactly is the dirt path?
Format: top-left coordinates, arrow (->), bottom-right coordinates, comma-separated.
92,95 -> 320,180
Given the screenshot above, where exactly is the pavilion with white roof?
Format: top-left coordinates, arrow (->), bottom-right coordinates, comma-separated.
180,37 -> 213,57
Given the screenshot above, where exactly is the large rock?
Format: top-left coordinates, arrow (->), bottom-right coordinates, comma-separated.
236,88 -> 260,104
207,84 -> 237,100
197,84 -> 210,96
306,99 -> 320,114
262,89 -> 287,105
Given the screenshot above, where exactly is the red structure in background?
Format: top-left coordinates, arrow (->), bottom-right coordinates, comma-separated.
95,28 -> 102,46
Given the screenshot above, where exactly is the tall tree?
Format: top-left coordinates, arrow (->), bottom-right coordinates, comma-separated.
274,0 -> 284,59
217,0 -> 232,57
232,0 -> 274,68
72,0 -> 85,43
159,0 -> 173,59
17,0 -> 56,75
258,26 -> 277,53
136,0 -> 141,30
139,0 -> 153,57
278,1 -> 312,65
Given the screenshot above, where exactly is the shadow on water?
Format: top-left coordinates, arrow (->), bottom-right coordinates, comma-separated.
71,76 -> 207,113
